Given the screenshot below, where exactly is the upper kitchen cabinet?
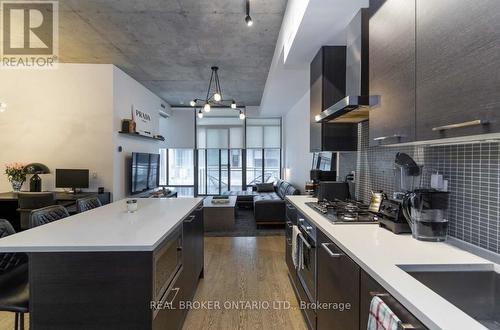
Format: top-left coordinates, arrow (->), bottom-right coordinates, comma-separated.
416,0 -> 500,141
368,0 -> 416,146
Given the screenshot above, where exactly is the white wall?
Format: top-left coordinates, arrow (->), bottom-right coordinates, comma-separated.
0,64 -> 114,192
0,64 -> 166,201
160,109 -> 195,149
283,90 -> 312,189
112,67 -> 165,200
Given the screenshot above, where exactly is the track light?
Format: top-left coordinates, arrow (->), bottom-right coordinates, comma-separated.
239,110 -> 245,120
204,102 -> 211,112
190,100 -> 196,107
245,0 -> 253,26
245,15 -> 253,26
197,109 -> 203,119
214,93 -> 222,102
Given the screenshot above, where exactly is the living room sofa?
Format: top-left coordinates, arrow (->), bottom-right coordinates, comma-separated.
223,180 -> 300,225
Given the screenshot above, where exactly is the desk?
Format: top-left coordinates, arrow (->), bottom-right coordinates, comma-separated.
0,191 -> 111,231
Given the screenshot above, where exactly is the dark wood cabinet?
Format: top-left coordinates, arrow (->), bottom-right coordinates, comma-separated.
154,204 -> 204,330
360,270 -> 427,330
368,0 -> 416,146
416,0 -> 500,141
181,204 -> 204,298
285,202 -> 296,276
316,230 -> 360,330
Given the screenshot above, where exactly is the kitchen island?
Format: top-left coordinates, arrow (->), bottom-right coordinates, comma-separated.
0,198 -> 204,330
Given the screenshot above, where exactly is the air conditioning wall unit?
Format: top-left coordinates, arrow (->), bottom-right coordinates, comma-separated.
159,102 -> 172,118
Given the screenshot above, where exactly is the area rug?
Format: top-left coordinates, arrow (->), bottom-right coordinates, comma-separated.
204,208 -> 285,237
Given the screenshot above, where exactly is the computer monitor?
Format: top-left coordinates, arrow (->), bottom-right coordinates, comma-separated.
55,169 -> 89,192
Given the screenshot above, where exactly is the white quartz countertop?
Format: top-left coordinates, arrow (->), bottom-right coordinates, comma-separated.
287,195 -> 494,330
0,198 -> 203,252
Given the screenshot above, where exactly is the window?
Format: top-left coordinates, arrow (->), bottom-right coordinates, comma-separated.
159,148 -> 195,197
196,111 -> 245,195
246,118 -> 282,186
195,114 -> 281,194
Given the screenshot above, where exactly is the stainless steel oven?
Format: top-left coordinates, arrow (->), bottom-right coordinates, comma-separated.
297,217 -> 317,303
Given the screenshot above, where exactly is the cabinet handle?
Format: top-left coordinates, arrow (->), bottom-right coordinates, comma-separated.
321,243 -> 343,258
432,119 -> 487,131
286,204 -> 296,210
373,134 -> 403,141
184,215 -> 196,223
160,287 -> 180,306
298,234 -> 312,250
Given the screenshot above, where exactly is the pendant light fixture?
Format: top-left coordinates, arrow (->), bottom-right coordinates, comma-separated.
190,66 -> 245,120
245,0 -> 253,26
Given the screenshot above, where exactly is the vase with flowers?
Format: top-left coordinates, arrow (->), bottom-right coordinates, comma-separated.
5,163 -> 27,192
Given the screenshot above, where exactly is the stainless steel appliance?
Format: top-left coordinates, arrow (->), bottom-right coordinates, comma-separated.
375,199 -> 411,234
314,9 -> 379,124
297,217 -> 317,304
305,199 -> 378,224
402,189 -> 450,241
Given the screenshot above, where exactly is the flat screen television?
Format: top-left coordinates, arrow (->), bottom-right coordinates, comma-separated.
130,152 -> 160,195
55,169 -> 89,191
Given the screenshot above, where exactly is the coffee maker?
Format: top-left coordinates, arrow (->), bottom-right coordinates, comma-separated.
402,189 -> 449,242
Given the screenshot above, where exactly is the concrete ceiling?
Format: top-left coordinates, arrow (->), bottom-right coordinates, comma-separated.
55,0 -> 287,106
259,0 -> 368,116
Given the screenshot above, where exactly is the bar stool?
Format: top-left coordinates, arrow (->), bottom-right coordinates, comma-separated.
76,196 -> 102,213
0,219 -> 29,330
29,205 -> 69,228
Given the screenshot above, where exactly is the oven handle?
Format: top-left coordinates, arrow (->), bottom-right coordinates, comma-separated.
321,243 -> 343,258
299,233 -> 312,250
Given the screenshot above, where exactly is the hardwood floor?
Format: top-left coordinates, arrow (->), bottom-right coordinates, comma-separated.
0,236 -> 306,330
183,236 -> 307,330
0,312 -> 27,329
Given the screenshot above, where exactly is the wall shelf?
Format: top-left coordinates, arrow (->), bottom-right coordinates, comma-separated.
118,131 -> 165,141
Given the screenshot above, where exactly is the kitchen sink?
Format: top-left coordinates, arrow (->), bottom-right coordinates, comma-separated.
401,265 -> 500,329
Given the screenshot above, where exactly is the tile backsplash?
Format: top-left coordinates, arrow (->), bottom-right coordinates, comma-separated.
354,122 -> 500,253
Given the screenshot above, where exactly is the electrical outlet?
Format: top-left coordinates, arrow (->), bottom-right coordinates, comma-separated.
92,172 -> 98,179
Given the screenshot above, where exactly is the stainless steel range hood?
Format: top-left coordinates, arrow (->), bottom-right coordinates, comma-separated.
315,9 -> 378,124
314,95 -> 379,123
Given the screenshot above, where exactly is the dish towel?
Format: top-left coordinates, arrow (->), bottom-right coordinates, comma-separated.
292,225 -> 300,268
367,296 -> 402,330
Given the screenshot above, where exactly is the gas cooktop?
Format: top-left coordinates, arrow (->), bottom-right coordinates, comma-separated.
305,199 -> 378,224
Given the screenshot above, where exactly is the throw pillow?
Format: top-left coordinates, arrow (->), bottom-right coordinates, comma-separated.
256,183 -> 274,192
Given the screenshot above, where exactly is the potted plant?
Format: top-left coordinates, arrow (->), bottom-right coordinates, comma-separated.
5,163 -> 27,192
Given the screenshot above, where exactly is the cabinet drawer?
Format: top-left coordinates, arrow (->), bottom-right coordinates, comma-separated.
317,230 -> 360,330
153,225 -> 182,301
153,267 -> 184,330
360,270 -> 427,330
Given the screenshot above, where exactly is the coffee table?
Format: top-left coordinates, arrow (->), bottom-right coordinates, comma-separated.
203,196 -> 237,232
